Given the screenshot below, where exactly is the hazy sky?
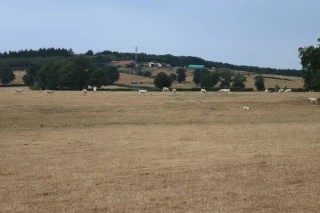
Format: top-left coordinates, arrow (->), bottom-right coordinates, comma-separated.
1,0 -> 319,69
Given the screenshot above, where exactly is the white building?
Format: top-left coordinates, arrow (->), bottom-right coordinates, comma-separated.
148,62 -> 162,68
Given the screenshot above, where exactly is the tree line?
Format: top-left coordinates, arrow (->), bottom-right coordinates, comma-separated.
0,48 -> 74,59
22,56 -> 119,90
153,68 -> 266,91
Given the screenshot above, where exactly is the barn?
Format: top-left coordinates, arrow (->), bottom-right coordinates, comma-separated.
188,64 -> 205,69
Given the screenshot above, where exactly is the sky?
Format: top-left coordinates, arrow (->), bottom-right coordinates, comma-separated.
1,0 -> 319,69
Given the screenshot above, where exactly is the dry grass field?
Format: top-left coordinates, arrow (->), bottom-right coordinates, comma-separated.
0,88 -> 319,213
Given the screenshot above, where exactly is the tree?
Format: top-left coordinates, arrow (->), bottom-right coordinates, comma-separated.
143,71 -> 152,77
193,69 -> 201,85
232,74 -> 247,88
154,72 -> 172,88
219,81 -> 230,88
23,62 -> 41,86
219,69 -> 232,83
200,75 -> 213,87
170,73 -> 177,81
298,38 -> 320,90
88,68 -> 108,89
176,68 -> 187,83
196,68 -> 220,88
274,84 -> 280,91
254,75 -> 265,91
85,50 -> 94,56
106,66 -> 120,84
0,64 -> 15,84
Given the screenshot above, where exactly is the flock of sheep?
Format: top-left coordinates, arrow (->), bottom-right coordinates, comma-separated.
11,86 -> 318,107
139,87 -> 318,108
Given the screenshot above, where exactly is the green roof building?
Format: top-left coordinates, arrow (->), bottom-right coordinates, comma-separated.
188,64 -> 205,69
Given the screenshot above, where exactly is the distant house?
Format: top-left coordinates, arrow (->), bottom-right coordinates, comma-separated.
109,60 -> 135,67
188,64 -> 205,69
148,62 -> 162,68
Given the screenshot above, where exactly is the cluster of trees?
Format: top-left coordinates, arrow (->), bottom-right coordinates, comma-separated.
0,48 -> 74,59
23,56 -> 119,90
192,68 -> 249,88
153,67 -> 266,91
299,38 -> 320,91
153,68 -> 187,88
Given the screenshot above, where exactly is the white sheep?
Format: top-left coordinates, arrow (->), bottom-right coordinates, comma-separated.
285,89 -> 292,92
138,89 -> 147,95
93,86 -> 97,93
163,87 -> 169,92
201,89 -> 206,93
308,98 -> 318,105
278,89 -> 284,92
172,88 -> 177,94
82,89 -> 88,96
45,90 -> 54,95
240,106 -> 250,111
265,89 -> 269,93
219,89 -> 230,94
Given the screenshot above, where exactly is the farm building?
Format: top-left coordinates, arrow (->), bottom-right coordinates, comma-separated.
148,62 -> 162,68
188,64 -> 205,69
109,60 -> 135,67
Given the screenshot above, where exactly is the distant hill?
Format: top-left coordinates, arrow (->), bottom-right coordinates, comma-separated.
0,48 -> 301,77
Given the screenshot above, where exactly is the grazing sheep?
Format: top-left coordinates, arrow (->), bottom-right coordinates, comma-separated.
162,87 -> 169,92
45,90 -> 54,95
82,89 -> 88,96
172,88 -> 177,94
201,89 -> 206,93
219,89 -> 230,94
265,89 -> 269,93
93,86 -> 97,93
278,89 -> 284,92
308,98 -> 318,105
240,106 -> 250,111
138,89 -> 147,95
285,89 -> 292,92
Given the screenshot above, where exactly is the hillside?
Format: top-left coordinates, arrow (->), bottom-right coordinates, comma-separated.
0,48 -> 302,77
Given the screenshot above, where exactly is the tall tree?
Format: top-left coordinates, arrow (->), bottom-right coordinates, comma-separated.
106,66 -> 120,84
298,38 -> 320,91
254,75 -> 265,91
85,50 -> 94,56
192,69 -> 201,85
176,68 -> 187,83
154,72 -> 172,88
88,68 -> 108,89
232,74 -> 247,88
0,64 -> 15,84
23,62 -> 42,86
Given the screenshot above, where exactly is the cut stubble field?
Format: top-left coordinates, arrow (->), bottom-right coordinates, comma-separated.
0,89 -> 319,213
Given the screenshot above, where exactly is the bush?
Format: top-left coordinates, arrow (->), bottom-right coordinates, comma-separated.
29,83 -> 42,90
143,71 -> 152,77
291,88 -> 308,92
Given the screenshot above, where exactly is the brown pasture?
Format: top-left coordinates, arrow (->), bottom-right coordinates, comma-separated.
0,89 -> 319,213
